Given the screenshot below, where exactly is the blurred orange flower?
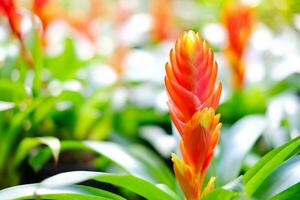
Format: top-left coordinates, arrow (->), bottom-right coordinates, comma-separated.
32,0 -> 101,43
109,45 -> 128,76
0,0 -> 22,39
151,0 -> 174,41
222,3 -> 255,90
165,31 -> 222,199
32,0 -> 59,32
0,0 -> 33,67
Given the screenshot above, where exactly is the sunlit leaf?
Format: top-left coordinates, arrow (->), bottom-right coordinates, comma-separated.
0,184 -> 125,200
271,182 -> 300,200
83,141 -> 156,182
254,155 -> 300,199
13,137 -> 60,169
40,171 -> 179,200
244,136 -> 300,196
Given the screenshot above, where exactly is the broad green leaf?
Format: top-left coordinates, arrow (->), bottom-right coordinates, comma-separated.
244,136 -> 300,196
13,137 -> 60,169
254,156 -> 300,199
0,184 -> 124,200
83,141 -> 156,183
29,140 -> 175,190
217,115 -> 266,185
243,136 -> 300,183
129,144 -> 175,190
40,171 -> 179,200
271,182 -> 300,200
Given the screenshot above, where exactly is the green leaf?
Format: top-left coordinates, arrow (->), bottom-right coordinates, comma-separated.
28,141 -> 90,172
217,115 -> 266,185
0,97 -> 45,172
271,182 -> 300,200
203,188 -> 239,200
0,80 -> 27,102
28,140 -> 175,190
45,37 -> 87,80
129,144 -> 175,190
13,137 -> 60,169
253,155 -> 300,199
244,136 -> 300,196
268,73 -> 300,96
40,171 -> 179,200
83,141 -> 157,183
0,184 -> 125,200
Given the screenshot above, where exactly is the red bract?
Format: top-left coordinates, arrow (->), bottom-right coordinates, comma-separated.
165,31 -> 222,200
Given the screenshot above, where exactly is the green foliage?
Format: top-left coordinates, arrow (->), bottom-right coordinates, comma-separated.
244,136 -> 300,196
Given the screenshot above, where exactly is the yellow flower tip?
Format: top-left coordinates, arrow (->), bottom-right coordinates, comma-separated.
193,108 -> 216,129
171,153 -> 182,164
181,30 -> 198,56
201,176 -> 216,198
171,153 -> 184,173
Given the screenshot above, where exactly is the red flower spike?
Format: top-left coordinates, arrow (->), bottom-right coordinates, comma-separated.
165,31 -> 222,200
222,3 -> 255,89
165,31 -> 222,134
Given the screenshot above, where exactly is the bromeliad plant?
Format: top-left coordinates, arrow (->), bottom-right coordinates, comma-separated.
165,31 -> 222,199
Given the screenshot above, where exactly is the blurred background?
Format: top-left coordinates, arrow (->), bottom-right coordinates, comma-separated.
0,0 -> 299,195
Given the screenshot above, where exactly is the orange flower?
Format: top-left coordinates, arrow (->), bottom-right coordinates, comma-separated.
0,0 -> 22,39
109,45 -> 128,76
151,0 -> 174,41
222,3 -> 255,89
32,0 -> 59,32
165,31 -> 222,134
165,31 -> 222,199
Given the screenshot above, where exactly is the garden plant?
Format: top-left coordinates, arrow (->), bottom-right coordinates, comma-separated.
0,0 -> 300,200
